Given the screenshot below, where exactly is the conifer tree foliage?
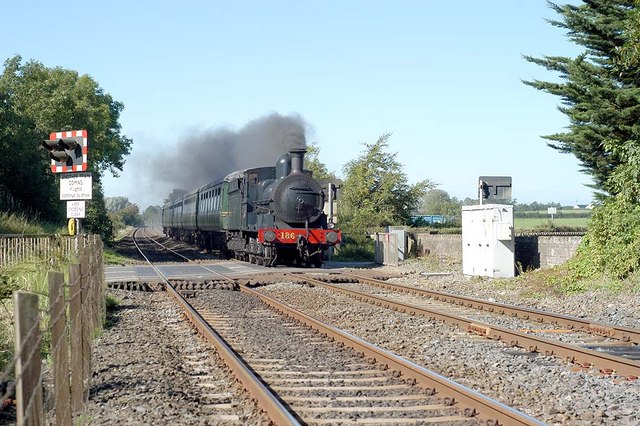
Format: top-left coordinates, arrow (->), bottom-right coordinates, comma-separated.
339,133 -> 433,238
523,0 -> 639,196
526,2 -> 640,280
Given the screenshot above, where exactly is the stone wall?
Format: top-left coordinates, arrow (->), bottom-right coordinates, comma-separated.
413,232 -> 583,270
515,234 -> 583,270
414,234 -> 463,264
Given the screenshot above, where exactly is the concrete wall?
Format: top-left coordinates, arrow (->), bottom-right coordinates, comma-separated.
413,232 -> 583,270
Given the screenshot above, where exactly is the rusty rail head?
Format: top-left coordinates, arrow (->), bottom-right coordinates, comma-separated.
345,272 -> 640,345
240,285 -> 544,426
165,284 -> 300,426
131,227 -> 301,426
297,275 -> 640,380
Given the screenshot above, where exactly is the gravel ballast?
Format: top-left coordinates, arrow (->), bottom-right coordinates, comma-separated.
84,290 -> 268,425
256,262 -> 640,425
83,257 -> 639,425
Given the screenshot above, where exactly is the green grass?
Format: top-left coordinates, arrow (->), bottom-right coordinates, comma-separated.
0,211 -> 71,371
0,211 -> 66,235
515,216 -> 590,231
103,246 -> 134,265
332,238 -> 375,262
0,248 -> 78,373
0,260 -> 55,372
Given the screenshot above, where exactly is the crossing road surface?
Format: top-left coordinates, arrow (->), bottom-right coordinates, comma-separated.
105,260 -> 376,283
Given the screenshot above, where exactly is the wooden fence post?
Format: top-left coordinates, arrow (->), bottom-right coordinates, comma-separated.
48,271 -> 72,426
80,255 -> 91,403
68,263 -> 84,414
96,237 -> 105,326
87,242 -> 98,330
14,291 -> 44,426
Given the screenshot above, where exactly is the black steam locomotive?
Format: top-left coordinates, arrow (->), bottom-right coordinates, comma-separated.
161,149 -> 340,267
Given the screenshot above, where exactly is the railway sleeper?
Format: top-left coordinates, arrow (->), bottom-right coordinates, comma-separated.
169,279 -> 238,291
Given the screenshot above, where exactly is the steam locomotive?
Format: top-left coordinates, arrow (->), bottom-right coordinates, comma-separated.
161,149 -> 340,267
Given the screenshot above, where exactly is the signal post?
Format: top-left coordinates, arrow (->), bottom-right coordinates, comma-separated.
41,130 -> 91,236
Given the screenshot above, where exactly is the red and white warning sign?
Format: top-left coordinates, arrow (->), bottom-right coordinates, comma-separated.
48,129 -> 88,173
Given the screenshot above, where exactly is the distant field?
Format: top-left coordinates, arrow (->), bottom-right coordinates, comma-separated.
514,216 -> 590,231
513,208 -> 592,231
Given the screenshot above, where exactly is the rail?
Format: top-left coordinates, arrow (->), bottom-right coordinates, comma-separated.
296,274 -> 640,379
242,285 -> 544,426
344,272 -> 640,344
129,229 -> 548,424
131,228 -> 299,426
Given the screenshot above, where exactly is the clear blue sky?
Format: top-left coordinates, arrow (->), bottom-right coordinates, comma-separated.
3,1 -> 591,209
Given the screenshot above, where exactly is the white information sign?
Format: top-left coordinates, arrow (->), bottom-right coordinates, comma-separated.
547,207 -> 557,215
67,200 -> 86,218
60,172 -> 92,200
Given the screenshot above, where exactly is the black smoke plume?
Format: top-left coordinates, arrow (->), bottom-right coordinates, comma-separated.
152,113 -> 308,202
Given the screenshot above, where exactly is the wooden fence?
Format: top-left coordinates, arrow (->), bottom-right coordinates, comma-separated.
0,235 -> 104,425
0,235 -> 77,268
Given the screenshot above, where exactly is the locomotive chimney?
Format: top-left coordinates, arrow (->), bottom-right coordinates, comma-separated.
289,148 -> 306,174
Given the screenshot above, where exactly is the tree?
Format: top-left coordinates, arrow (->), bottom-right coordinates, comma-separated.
86,184 -> 114,242
526,2 -> 640,280
105,196 -> 131,212
339,133 -> 434,237
617,1 -> 640,70
523,1 -> 640,197
105,197 -> 143,232
0,80 -> 59,218
418,189 -> 461,217
304,142 -> 337,181
142,205 -> 162,227
0,55 -> 132,240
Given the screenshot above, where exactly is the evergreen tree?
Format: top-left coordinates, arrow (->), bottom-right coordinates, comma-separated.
523,0 -> 640,196
527,2 -> 640,279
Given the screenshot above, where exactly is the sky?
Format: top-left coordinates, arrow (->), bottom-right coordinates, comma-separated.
2,1 -> 592,209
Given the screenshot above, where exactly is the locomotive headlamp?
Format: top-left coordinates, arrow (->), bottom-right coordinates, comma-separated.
264,230 -> 277,242
325,231 -> 339,243
327,221 -> 335,230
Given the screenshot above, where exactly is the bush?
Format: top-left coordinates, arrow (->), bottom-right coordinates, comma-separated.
543,197 -> 640,294
332,236 -> 374,261
569,197 -> 640,279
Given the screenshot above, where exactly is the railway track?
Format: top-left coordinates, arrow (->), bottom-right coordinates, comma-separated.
343,272 -> 640,346
290,273 -> 640,379
128,227 -> 543,425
